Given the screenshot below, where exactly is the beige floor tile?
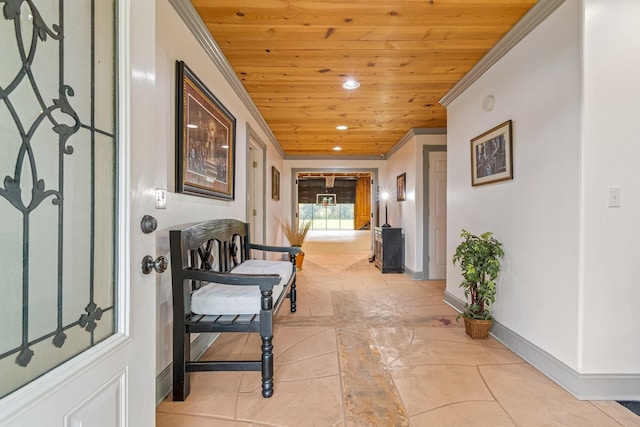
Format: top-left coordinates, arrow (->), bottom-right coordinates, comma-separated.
157,371 -> 243,419
372,326 -> 523,367
236,376 -> 344,426
591,401 -> 640,427
158,230 -> 640,427
410,401 -> 516,427
391,364 -> 496,415
481,363 -> 625,426
156,413 -> 258,426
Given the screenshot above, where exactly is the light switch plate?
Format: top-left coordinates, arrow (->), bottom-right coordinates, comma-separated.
608,186 -> 621,207
155,188 -> 167,209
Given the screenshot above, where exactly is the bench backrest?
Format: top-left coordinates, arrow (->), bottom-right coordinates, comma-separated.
169,219 -> 252,317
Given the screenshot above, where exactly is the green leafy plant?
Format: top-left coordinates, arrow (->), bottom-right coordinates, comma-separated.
452,229 -> 504,321
278,218 -> 311,247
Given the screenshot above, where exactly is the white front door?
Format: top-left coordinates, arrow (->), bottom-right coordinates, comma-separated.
0,1 -> 156,425
428,151 -> 447,279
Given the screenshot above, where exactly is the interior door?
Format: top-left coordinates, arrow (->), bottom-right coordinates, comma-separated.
247,135 -> 265,256
428,151 -> 447,279
0,1 -> 156,425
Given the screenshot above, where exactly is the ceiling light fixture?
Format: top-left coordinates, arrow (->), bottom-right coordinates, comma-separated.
342,79 -> 360,90
336,125 -> 348,130
333,146 -> 342,151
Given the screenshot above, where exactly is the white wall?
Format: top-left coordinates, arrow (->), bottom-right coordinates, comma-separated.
385,134 -> 447,275
447,0 -> 640,385
580,0 -> 640,373
446,0 -> 582,369
154,0 -> 286,379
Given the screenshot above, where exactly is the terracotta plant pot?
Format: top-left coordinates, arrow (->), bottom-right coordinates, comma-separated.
295,251 -> 305,270
463,317 -> 493,339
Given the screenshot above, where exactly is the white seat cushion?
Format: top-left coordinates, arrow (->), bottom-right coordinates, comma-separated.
190,260 -> 293,315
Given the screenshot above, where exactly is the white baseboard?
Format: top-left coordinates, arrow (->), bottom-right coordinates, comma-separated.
443,292 -> 640,400
155,333 -> 218,406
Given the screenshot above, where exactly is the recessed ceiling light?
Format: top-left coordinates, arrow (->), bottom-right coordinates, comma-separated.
333,146 -> 342,151
342,79 -> 360,90
336,125 -> 348,130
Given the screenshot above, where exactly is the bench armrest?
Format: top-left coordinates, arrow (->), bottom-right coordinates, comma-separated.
249,243 -> 301,256
183,268 -> 280,288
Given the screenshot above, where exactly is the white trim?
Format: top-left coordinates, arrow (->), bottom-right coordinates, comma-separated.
386,128 -> 447,159
440,0 -> 566,107
443,292 -> 640,400
168,0 -> 285,159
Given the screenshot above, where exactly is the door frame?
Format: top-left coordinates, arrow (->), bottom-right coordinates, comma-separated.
246,124 -> 266,248
290,167 -> 378,252
422,145 -> 447,279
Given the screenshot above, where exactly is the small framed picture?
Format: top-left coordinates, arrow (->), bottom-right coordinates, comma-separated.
396,173 -> 406,201
471,120 -> 513,186
271,166 -> 280,201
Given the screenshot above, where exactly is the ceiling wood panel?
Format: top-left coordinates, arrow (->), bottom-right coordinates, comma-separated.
191,0 -> 537,157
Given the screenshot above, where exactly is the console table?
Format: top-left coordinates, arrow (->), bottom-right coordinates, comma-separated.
374,227 -> 403,273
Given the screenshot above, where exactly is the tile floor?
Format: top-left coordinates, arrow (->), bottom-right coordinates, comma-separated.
157,230 -> 640,426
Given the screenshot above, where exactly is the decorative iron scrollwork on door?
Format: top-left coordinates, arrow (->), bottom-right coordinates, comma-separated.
0,0 -> 116,397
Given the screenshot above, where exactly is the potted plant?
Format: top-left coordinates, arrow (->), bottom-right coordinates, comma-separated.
452,229 -> 504,339
278,218 -> 311,270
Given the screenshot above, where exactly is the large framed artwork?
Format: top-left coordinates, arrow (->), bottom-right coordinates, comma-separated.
176,61 -> 236,200
470,120 -> 513,186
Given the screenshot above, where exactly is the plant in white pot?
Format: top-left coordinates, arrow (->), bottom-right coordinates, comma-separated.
452,229 -> 504,339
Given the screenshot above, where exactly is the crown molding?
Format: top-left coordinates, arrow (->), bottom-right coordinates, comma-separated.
386,128 -> 447,159
169,0 -> 286,159
440,0 -> 566,107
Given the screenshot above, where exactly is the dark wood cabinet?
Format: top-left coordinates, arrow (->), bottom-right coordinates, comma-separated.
374,227 -> 403,273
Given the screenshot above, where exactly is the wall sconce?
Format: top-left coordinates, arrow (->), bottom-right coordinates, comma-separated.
381,191 -> 391,228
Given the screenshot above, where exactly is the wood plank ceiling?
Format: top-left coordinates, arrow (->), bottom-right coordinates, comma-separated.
192,0 -> 537,158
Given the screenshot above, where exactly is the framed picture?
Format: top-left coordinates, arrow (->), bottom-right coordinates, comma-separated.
316,194 -> 336,206
471,120 -> 513,186
175,61 -> 236,200
396,173 -> 406,201
271,166 -> 280,201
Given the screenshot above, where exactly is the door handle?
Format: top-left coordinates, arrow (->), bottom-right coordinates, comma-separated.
141,255 -> 168,274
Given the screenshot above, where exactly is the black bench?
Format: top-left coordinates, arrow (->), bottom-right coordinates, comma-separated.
169,219 -> 300,399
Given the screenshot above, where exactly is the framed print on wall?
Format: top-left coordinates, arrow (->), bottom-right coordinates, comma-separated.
396,173 -> 406,201
271,166 -> 280,201
471,120 -> 513,186
175,60 -> 236,200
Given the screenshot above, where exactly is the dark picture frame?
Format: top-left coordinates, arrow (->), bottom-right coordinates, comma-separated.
471,120 -> 513,186
175,61 -> 236,200
396,173 -> 406,201
316,194 -> 336,206
271,166 -> 280,201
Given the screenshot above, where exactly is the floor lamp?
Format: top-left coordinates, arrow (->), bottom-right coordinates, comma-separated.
381,191 -> 391,227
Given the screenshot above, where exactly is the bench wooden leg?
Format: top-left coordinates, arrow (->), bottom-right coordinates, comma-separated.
173,329 -> 190,401
261,334 -> 274,398
290,279 -> 297,313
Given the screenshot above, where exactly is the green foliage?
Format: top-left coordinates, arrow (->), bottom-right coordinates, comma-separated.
452,229 -> 504,321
